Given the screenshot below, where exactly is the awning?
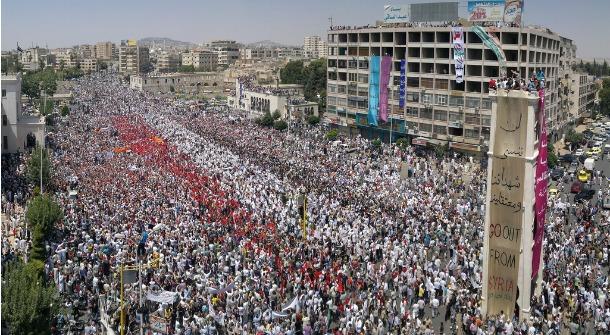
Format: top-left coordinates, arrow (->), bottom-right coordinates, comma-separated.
412,137 -> 427,146
450,142 -> 480,151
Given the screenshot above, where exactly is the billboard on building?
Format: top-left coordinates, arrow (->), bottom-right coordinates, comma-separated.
503,0 -> 523,25
410,2 -> 458,22
468,1 -> 505,22
383,5 -> 410,23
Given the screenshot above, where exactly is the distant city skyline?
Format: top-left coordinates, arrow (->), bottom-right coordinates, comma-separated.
2,0 -> 609,59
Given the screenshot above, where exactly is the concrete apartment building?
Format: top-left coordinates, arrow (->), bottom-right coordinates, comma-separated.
80,58 -> 98,73
53,50 -> 78,69
95,41 -> 115,60
19,47 -> 51,71
208,40 -> 240,66
304,36 -> 329,59
326,25 -> 580,151
119,40 -> 150,75
181,51 -> 218,71
1,74 -> 44,153
557,37 -> 596,123
156,51 -> 180,72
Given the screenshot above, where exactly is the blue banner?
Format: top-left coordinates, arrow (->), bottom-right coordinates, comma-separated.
399,60 -> 406,108
368,56 -> 380,126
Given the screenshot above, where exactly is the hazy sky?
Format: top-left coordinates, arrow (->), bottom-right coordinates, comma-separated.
2,0 -> 608,59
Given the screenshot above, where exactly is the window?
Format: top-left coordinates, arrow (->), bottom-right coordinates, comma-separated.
2,136 -> 7,150
465,128 -> 480,139
422,93 -> 433,105
449,96 -> 464,107
406,107 -> 419,117
434,125 -> 447,135
420,107 -> 433,119
435,94 -> 448,106
419,123 -> 432,132
1,89 -> 6,97
449,112 -> 463,122
358,74 -> 368,83
2,115 -> 7,126
348,73 -> 358,82
434,110 -> 447,121
407,92 -> 419,102
465,97 -> 480,108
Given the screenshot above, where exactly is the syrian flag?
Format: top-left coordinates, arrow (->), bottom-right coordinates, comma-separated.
17,43 -> 23,53
207,287 -> 220,294
281,296 -> 299,312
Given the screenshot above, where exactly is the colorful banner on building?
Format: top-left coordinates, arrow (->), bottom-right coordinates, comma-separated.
379,56 -> 392,123
503,0 -> 523,25
399,60 -> 406,108
468,1 -> 505,22
368,56 -> 381,126
384,5 -> 410,23
486,95 -> 528,317
472,25 -> 507,77
532,88 -> 547,278
452,27 -> 465,84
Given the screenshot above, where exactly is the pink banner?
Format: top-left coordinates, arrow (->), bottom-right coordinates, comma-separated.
378,56 -> 392,122
532,89 -> 547,278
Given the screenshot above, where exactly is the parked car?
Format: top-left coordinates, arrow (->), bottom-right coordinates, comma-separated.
560,154 -> 576,163
549,185 -> 558,198
587,147 -> 602,157
575,148 -> 585,156
570,181 -> 583,193
605,144 -> 610,154
550,168 -> 564,181
574,189 -> 595,202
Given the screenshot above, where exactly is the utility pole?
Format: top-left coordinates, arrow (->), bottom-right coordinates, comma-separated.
138,256 -> 144,335
120,263 -> 125,335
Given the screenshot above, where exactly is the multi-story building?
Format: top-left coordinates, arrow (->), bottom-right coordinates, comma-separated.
1,74 -> 44,153
78,44 -> 95,59
19,47 -> 51,71
326,25 -> 567,151
80,58 -> 98,73
304,36 -> 328,59
208,40 -> 240,66
119,40 -> 150,75
156,51 -> 180,72
570,72 -> 596,118
181,51 -> 218,71
53,50 -> 78,69
95,41 -> 114,60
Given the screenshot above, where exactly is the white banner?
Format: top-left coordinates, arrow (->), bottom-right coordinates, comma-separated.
384,5 -> 410,23
452,27 -> 465,84
146,290 -> 178,304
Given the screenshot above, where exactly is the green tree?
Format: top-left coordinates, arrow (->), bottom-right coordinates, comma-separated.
256,112 -> 274,127
565,129 -> 584,145
26,194 -> 63,261
178,65 -> 196,73
600,78 -> 610,116
306,115 -> 320,125
273,120 -> 288,131
302,59 -> 327,111
280,60 -> 305,84
1,53 -> 23,74
26,146 -> 51,188
372,138 -> 382,149
99,60 -> 108,70
395,137 -> 409,150
272,110 -> 282,120
1,260 -> 62,335
547,137 -> 559,169
61,105 -> 69,117
326,129 -> 338,141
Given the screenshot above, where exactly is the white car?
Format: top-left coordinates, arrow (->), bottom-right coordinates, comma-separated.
575,148 -> 584,156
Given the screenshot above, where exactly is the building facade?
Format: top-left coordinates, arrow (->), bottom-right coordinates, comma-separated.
1,74 -> 44,154
129,72 -> 223,93
208,40 -> 240,66
181,51 -> 218,71
80,58 -> 98,73
119,40 -> 150,75
95,41 -> 115,60
326,25 -> 568,151
304,36 -> 328,59
19,47 -> 50,71
156,51 -> 180,73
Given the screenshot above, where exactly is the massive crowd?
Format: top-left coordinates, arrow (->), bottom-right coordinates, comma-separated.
237,75 -> 298,97
3,73 -> 609,334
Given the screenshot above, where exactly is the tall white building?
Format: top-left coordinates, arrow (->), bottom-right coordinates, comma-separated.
304,36 -> 328,59
1,74 -> 44,153
325,25 -> 584,151
181,51 -> 218,71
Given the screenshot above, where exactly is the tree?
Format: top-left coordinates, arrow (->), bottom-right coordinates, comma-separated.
256,112 -> 274,127
273,120 -> 288,131
61,105 -> 69,117
26,146 -> 51,188
326,129 -> 338,141
565,129 -> 584,145
178,65 -> 196,73
1,260 -> 62,335
306,115 -> 320,125
26,194 -> 63,261
372,138 -> 382,149
99,60 -> 108,70
280,61 -> 305,84
302,59 -> 327,111
272,110 -> 282,120
547,137 -> 559,169
600,78 -> 610,116
395,137 -> 409,150
39,99 -> 54,116
1,53 -> 23,74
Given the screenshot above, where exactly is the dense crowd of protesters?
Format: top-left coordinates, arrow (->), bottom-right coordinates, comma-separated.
237,75 -> 298,97
3,72 -> 609,334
